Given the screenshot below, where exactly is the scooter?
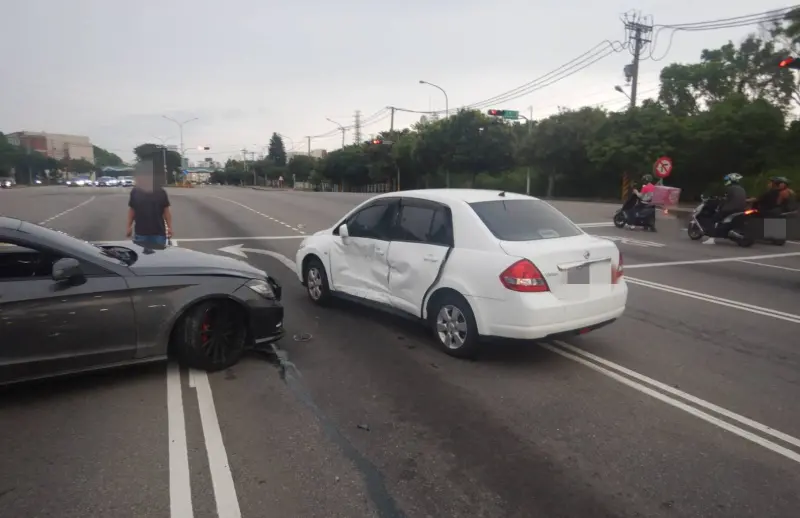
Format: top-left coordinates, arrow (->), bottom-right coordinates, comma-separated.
752,208 -> 798,246
687,196 -> 756,247
613,192 -> 657,231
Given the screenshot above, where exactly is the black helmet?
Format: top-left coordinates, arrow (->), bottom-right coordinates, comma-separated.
641,174 -> 654,183
770,176 -> 790,186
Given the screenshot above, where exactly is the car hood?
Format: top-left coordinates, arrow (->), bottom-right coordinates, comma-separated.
97,241 -> 266,279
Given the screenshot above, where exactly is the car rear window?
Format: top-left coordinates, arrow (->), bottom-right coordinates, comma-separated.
469,199 -> 583,241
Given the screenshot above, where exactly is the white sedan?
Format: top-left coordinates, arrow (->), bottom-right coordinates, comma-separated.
296,189 -> 627,358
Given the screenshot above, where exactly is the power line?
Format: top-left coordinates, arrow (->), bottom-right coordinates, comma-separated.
392,40 -> 627,117
647,6 -> 798,61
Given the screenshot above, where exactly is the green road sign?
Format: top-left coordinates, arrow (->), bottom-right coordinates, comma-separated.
502,110 -> 519,120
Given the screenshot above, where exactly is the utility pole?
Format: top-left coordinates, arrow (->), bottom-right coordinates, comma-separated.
306,136 -> 311,156
353,110 -> 362,144
526,106 -> 533,195
388,106 -> 396,132
326,118 -> 347,148
623,13 -> 653,109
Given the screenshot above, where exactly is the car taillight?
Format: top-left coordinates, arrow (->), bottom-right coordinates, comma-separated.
499,259 -> 549,292
612,252 -> 624,283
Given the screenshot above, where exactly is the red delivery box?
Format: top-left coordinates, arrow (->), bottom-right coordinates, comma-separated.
651,185 -> 681,207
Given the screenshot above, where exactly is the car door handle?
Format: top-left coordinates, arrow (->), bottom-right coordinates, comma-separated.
423,255 -> 439,262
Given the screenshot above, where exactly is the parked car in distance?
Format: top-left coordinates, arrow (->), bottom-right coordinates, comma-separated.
66,176 -> 92,187
296,189 -> 627,358
0,216 -> 285,385
97,176 -> 119,187
1,177 -> 16,188
120,176 -> 134,187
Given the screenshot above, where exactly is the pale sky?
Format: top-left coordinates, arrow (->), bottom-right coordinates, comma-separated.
1,0 -> 785,163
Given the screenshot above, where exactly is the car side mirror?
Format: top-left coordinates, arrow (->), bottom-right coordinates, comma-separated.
338,224 -> 350,238
52,258 -> 84,283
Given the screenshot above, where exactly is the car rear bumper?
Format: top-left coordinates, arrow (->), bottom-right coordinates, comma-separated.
232,284 -> 285,344
468,283 -> 627,340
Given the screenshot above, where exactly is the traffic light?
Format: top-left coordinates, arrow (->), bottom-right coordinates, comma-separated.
487,109 -> 520,120
779,56 -> 800,69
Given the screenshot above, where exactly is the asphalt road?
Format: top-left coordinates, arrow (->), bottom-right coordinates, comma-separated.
1,185 -> 799,518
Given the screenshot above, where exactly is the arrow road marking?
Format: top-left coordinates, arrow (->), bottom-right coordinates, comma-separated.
218,244 -> 298,273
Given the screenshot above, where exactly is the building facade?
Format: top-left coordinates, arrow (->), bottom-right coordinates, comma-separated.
6,131 -> 94,163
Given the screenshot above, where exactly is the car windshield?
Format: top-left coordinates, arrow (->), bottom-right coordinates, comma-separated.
18,223 -> 127,265
469,199 -> 583,241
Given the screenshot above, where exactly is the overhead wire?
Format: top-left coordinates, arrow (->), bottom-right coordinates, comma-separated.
392,40 -> 628,117
647,6 -> 799,61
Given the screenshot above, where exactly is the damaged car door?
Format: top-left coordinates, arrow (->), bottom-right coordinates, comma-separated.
329,198 -> 398,305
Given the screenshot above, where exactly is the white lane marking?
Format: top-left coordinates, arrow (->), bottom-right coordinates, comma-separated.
593,235 -> 665,248
167,363 -> 194,518
171,239 -> 180,247
211,196 -> 307,234
552,341 -> 800,449
625,276 -> 800,324
738,260 -> 800,273
577,222 -> 614,228
789,241 -> 799,245
218,244 -> 298,272
542,342 -> 800,464
176,236 -> 305,242
625,252 -> 800,269
38,196 -> 96,225
191,370 -> 242,518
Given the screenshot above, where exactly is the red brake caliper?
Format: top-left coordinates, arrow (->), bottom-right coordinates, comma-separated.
200,312 -> 211,344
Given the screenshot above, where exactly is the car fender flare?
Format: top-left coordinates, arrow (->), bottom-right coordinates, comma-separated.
298,247 -> 329,285
163,293 -> 249,351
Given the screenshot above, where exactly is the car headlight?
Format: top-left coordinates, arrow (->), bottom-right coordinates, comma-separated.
245,278 -> 275,299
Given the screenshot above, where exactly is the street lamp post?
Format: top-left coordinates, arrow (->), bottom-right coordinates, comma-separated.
325,118 -> 346,148
614,85 -> 632,104
518,106 -> 534,195
419,80 -> 450,187
162,115 -> 198,173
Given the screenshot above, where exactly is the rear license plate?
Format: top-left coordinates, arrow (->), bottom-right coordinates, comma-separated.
567,264 -> 591,284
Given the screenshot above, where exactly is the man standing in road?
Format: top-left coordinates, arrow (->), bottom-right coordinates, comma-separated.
126,159 -> 173,245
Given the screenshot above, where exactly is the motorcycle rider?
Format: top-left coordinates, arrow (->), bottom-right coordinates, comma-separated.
623,174 -> 656,229
633,174 -> 656,202
703,173 -> 747,245
752,176 -> 796,212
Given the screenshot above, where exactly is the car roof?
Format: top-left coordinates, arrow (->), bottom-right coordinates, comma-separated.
376,188 -> 539,205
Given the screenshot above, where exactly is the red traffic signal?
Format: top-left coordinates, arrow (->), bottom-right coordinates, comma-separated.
488,109 -> 502,116
372,139 -> 383,145
779,56 -> 800,69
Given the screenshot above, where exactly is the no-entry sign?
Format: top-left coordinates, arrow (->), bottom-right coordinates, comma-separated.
653,156 -> 673,178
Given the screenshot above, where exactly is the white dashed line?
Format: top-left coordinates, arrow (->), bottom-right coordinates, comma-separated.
38,196 -> 96,225
211,196 -> 306,234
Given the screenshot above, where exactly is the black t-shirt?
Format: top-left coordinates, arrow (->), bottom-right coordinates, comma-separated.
129,187 -> 170,236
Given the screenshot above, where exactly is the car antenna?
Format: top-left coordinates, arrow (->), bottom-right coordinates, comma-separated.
498,191 -> 506,197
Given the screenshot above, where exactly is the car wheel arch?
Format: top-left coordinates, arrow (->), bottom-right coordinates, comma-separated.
425,287 -> 472,322
166,295 -> 251,354
300,252 -> 325,286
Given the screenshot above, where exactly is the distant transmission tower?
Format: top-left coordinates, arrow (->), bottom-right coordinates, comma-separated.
353,110 -> 362,144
